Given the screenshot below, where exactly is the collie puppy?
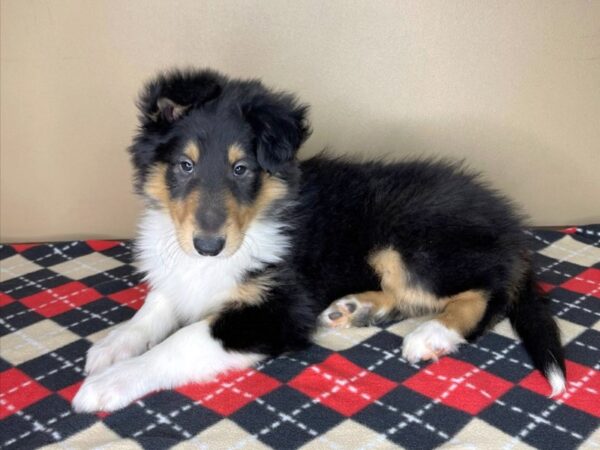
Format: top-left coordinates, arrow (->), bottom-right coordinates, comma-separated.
73,69 -> 565,412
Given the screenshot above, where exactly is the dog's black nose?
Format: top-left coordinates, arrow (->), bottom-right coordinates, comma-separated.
193,236 -> 225,256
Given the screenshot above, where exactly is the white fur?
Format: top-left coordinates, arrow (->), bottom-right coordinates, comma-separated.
402,320 -> 466,363
75,208 -> 287,411
73,321 -> 263,412
136,209 -> 290,322
547,364 -> 567,397
85,290 -> 177,375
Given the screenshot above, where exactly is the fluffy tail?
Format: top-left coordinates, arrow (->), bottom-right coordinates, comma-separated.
508,270 -> 566,397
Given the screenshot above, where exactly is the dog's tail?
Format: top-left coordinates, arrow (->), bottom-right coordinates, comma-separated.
507,269 -> 566,397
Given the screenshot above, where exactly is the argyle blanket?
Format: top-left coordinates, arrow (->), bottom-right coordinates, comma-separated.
1,226 -> 599,450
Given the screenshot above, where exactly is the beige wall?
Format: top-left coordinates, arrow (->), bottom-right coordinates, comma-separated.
1,0 -> 599,242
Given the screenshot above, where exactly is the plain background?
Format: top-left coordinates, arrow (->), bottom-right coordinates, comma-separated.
1,0 -> 599,243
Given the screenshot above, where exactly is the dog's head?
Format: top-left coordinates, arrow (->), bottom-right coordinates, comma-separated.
130,69 -> 310,257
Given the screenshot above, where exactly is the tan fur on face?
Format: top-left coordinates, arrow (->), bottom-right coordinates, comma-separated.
222,174 -> 288,255
228,144 -> 245,165
183,142 -> 200,163
168,191 -> 200,254
143,155 -> 287,257
143,162 -> 201,254
144,163 -> 169,205
437,290 -> 487,336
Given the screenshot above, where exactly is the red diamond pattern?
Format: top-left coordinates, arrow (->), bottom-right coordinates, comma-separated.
20,281 -> 102,317
403,357 -> 513,415
0,292 -> 14,307
11,244 -> 39,253
177,369 -> 280,416
562,227 -> 578,234
288,354 -> 397,416
538,281 -> 555,294
0,368 -> 51,419
520,360 -> 600,418
108,284 -> 148,310
87,241 -> 122,252
58,381 -> 83,403
561,268 -> 600,298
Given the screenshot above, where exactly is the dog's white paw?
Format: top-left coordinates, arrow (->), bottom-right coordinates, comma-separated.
319,296 -> 372,328
73,359 -> 151,413
402,320 -> 465,364
85,326 -> 151,375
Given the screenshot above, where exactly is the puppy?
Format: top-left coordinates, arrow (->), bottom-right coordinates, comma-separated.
73,69 -> 566,412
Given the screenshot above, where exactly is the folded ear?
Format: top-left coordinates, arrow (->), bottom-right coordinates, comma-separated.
137,69 -> 223,127
244,89 -> 310,173
149,98 -> 190,123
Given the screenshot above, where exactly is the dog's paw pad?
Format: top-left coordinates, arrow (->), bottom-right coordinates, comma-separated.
328,311 -> 344,321
402,320 -> 465,364
319,296 -> 372,328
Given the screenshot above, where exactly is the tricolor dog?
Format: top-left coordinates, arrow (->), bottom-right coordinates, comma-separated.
73,69 -> 566,412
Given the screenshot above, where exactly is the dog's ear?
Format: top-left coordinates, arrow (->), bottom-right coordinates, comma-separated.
137,70 -> 223,126
150,98 -> 190,123
244,89 -> 310,173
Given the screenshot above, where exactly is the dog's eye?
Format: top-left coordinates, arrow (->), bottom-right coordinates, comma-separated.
233,163 -> 247,177
179,159 -> 194,174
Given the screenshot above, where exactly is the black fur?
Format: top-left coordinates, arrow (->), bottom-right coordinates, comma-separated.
508,270 -> 566,376
130,68 -> 566,388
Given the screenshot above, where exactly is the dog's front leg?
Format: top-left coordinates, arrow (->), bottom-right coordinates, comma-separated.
72,320 -> 263,413
84,290 -> 178,375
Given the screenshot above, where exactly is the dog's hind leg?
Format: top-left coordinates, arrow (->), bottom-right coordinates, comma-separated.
402,290 -> 488,363
320,247 -> 437,329
319,291 -> 397,328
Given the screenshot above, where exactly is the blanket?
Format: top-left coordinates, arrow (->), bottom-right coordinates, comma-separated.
1,226 -> 599,449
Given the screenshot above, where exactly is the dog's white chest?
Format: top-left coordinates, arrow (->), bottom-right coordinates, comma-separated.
134,209 -> 289,321
156,256 -> 241,320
